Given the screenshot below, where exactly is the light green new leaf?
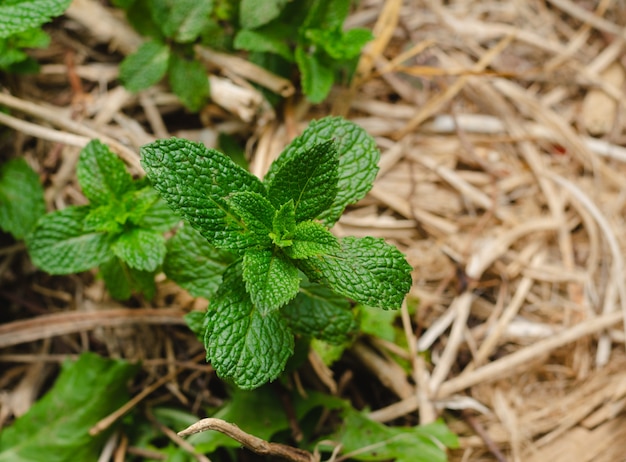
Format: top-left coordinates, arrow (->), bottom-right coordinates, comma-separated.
141,138 -> 268,252
83,202 -> 124,234
111,228 -> 166,272
306,27 -> 373,60
294,46 -> 334,104
266,140 -> 338,222
281,282 -> 356,344
225,191 -> 275,248
0,0 -> 71,39
119,40 -> 170,92
271,200 -> 296,247
0,352 -> 137,462
285,220 -> 339,259
27,206 -> 112,274
265,116 -> 380,227
206,265 -> 294,389
330,410 -> 458,462
168,52 -> 209,111
297,236 -> 412,309
163,223 -> 234,299
77,139 -> 133,205
239,0 -> 288,30
100,257 -> 157,300
0,158 -> 45,239
152,0 -> 213,42
242,248 -> 300,314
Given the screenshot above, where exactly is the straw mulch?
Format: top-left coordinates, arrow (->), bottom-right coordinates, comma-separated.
1,0 -> 626,461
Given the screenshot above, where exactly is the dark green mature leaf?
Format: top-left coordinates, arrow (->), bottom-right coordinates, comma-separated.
239,0 -> 288,29
265,117 -> 380,227
125,186 -> 180,232
120,40 -> 170,92
111,228 -> 166,272
168,53 -> 209,111
27,206 -> 112,274
330,410 -> 458,462
295,46 -> 334,104
266,140 -> 338,222
0,352 -> 137,462
298,236 -> 412,309
301,0 -> 350,30
242,248 -> 300,313
163,223 -> 234,299
100,257 -> 157,300
205,264 -> 294,389
151,0 -> 213,42
285,220 -> 339,259
234,27 -> 293,61
0,158 -> 45,239
77,139 -> 133,204
0,0 -> 71,39
282,282 -> 356,344
225,191 -> 275,248
141,138 -> 268,252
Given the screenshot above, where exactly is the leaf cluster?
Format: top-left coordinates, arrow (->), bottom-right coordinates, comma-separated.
0,0 -> 71,73
141,116 -> 412,389
26,140 -> 179,300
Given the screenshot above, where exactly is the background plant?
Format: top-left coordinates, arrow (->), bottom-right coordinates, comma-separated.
26,140 -> 179,300
141,116 -> 413,389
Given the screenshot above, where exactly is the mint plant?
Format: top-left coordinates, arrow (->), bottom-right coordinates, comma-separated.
26,140 -> 178,300
141,116 -> 412,389
0,0 -> 72,73
0,158 -> 46,240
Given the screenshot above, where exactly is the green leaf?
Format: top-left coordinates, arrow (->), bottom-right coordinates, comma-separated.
83,202 -> 124,233
0,158 -> 45,239
270,200 -> 296,247
266,140 -> 338,222
119,40 -> 170,92
0,0 -> 71,39
239,0 -> 288,29
306,27 -> 373,60
301,0 -> 350,30
100,256 -> 156,300
111,228 -> 166,272
265,117 -> 380,227
225,191 -> 275,248
184,310 -> 206,342
242,248 -> 300,313
285,220 -> 339,259
168,53 -> 209,111
295,45 -> 334,103
298,236 -> 412,309
282,281 -> 356,344
329,410 -> 458,462
132,194 -> 180,232
233,28 -> 294,61
140,138 -> 268,252
26,206 -> 112,274
0,352 -> 138,462
359,304 -> 398,342
163,223 -> 234,299
77,139 -> 133,205
151,0 -> 213,42
205,264 -> 294,389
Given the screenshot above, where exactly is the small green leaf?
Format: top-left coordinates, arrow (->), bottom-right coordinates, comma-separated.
141,138 -> 268,252
270,200 -> 296,247
234,28 -> 294,61
297,236 -> 412,309
163,223 -> 234,299
184,310 -> 206,342
242,248 -> 300,313
0,0 -> 72,39
168,52 -> 209,111
265,117 -> 380,227
295,46 -> 334,103
119,40 -> 170,92
285,220 -> 339,259
0,158 -> 45,239
111,228 -> 166,272
27,206 -> 112,274
206,264 -> 294,389
83,202 -> 124,233
0,352 -> 138,461
225,191 -> 275,248
266,140 -> 338,222
306,27 -> 373,60
151,0 -> 213,42
239,0 -> 288,29
77,140 -> 133,205
301,0 -> 350,30
282,282 -> 356,344
100,256 -> 156,300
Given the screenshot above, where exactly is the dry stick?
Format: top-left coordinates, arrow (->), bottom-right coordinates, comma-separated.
369,310 -> 623,423
546,0 -> 626,41
178,418 -> 315,462
0,111 -> 90,147
146,409 -> 211,462
546,172 -> 626,363
0,92 -> 141,171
